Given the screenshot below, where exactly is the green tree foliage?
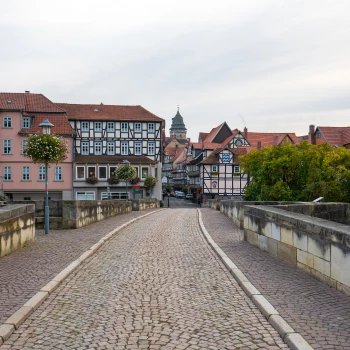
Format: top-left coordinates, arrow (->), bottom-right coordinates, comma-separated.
114,164 -> 137,182
144,176 -> 157,189
239,142 -> 350,202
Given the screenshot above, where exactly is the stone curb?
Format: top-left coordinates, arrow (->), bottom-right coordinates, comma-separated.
0,208 -> 165,344
197,209 -> 314,350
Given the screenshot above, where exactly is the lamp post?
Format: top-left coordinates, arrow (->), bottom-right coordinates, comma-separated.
39,119 -> 54,234
123,159 -> 130,200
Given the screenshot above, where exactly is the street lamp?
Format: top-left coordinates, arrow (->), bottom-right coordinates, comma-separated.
39,119 -> 54,234
123,159 -> 130,200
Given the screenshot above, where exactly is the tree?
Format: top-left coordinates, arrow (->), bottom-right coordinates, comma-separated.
239,142 -> 350,202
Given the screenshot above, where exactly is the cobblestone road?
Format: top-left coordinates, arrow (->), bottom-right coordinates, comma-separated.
200,208 -> 350,350
0,209 -> 159,324
1,209 -> 288,350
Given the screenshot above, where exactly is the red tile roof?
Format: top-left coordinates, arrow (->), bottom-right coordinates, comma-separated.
56,103 -> 164,122
316,126 -> 350,147
246,132 -> 300,147
199,132 -> 209,142
18,113 -> 75,136
0,92 -> 64,112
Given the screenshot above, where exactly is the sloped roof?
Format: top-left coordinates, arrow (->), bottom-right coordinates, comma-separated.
56,103 -> 164,122
19,113 -> 75,136
246,132 -> 300,147
199,132 -> 209,142
0,92 -> 65,113
316,126 -> 350,147
200,148 -> 246,165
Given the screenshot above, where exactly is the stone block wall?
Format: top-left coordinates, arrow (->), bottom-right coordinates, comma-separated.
131,199 -> 159,211
244,205 -> 350,296
0,204 -> 35,258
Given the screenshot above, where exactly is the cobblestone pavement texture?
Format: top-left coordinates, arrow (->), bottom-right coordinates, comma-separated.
1,209 -> 288,350
200,208 -> 350,350
0,209 -> 159,324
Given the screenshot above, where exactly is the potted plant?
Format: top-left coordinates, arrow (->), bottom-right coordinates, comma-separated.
86,176 -> 98,184
211,171 -> 219,176
107,177 -> 120,185
130,177 -> 140,185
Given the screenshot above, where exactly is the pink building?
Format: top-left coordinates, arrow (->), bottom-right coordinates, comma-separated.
0,92 -> 75,201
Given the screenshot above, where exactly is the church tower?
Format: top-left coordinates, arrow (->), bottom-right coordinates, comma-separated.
169,107 -> 187,139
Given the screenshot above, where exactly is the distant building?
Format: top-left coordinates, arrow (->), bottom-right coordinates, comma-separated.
309,125 -> 350,148
169,107 -> 187,139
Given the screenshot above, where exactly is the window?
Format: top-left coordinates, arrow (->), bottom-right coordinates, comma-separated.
148,123 -> 155,133
76,166 -> 85,180
212,165 -> 218,173
133,166 -> 139,177
141,167 -> 149,178
148,142 -> 155,155
3,117 -> 12,128
55,166 -> 62,181
22,166 -> 30,180
22,140 -> 28,154
94,141 -> 102,155
3,139 -> 11,154
87,166 -> 96,177
107,141 -> 115,155
234,166 -> 240,174
134,122 -> 141,133
121,122 -> 128,132
94,122 -> 102,132
76,192 -> 95,200
98,166 -> 107,179
22,117 -> 30,129
107,122 -> 115,132
101,192 -> 128,200
81,141 -> 89,155
23,197 -> 31,201
4,166 -> 12,181
121,142 -> 128,155
109,166 -> 117,177
38,166 -> 46,181
81,121 -> 89,132
134,142 -> 142,155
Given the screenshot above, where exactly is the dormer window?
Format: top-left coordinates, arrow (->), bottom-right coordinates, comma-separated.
22,117 -> 31,129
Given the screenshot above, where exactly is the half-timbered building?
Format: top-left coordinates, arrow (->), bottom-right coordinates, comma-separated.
56,103 -> 164,200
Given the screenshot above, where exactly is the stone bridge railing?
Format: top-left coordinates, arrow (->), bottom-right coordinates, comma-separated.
216,200 -> 350,297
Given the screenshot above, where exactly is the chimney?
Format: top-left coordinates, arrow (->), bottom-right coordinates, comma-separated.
257,141 -> 262,150
25,90 -> 30,94
309,125 -> 316,145
243,126 -> 248,139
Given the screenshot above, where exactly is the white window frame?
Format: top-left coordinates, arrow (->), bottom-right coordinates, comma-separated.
22,117 -> 30,129
4,166 -> 12,181
87,166 -> 96,178
234,166 -> 240,173
106,122 -> 115,132
21,140 -> 28,154
212,165 -> 218,172
94,122 -> 102,132
98,166 -> 107,180
38,166 -> 46,181
147,142 -> 155,155
3,117 -> 12,128
109,166 -> 117,177
133,166 -> 139,177
55,166 -> 62,181
121,142 -> 128,155
148,123 -> 155,133
107,141 -> 115,155
81,121 -> 89,132
76,191 -> 95,200
94,141 -> 102,155
81,141 -> 89,155
76,166 -> 85,180
3,139 -> 12,154
134,122 -> 141,133
101,192 -> 128,200
22,166 -> 30,180
134,142 -> 142,155
121,122 -> 128,133
141,167 -> 149,179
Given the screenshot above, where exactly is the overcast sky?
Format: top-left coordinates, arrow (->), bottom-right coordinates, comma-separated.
1,0 -> 350,141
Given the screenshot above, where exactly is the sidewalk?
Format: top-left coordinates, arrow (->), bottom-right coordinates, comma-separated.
200,208 -> 350,350
0,209 -> 160,324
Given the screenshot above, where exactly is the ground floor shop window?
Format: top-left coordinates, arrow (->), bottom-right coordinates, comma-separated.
76,191 -> 95,200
